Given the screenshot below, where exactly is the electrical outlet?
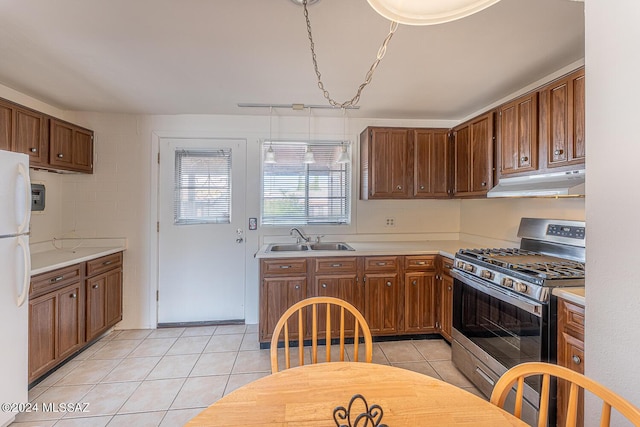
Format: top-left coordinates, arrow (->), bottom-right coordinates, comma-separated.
385,217 -> 395,227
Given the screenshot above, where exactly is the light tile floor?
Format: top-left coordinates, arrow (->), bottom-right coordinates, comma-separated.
11,325 -> 482,427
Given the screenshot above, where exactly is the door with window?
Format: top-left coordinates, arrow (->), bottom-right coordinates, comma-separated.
158,138 -> 246,324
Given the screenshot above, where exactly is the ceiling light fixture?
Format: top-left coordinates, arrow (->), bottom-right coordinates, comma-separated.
304,107 -> 316,164
336,108 -> 351,164
264,107 -> 277,164
296,0 -> 501,108
366,0 -> 502,26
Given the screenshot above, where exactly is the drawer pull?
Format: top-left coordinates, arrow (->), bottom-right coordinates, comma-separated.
279,265 -> 292,269
330,263 -> 343,267
572,355 -> 582,365
70,293 -> 77,298
376,262 -> 386,266
415,261 -> 426,265
102,260 -> 113,266
92,284 -> 99,289
50,276 -> 64,283
445,264 -> 452,270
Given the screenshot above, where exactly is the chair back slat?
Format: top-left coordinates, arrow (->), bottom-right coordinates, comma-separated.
537,373 -> 550,427
270,297 -> 373,373
490,362 -> 640,427
514,377 -> 524,418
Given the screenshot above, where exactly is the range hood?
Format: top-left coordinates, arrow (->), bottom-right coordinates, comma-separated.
487,169 -> 585,198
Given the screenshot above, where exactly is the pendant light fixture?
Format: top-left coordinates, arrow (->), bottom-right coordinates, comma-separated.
264,107 -> 276,164
366,0 -> 502,26
336,108 -> 351,164
303,107 -> 316,164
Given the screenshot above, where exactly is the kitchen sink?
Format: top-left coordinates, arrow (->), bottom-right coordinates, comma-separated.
308,242 -> 355,251
266,242 -> 355,252
267,244 -> 310,252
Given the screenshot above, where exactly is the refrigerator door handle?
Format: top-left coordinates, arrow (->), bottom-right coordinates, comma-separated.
16,236 -> 31,307
17,162 -> 31,235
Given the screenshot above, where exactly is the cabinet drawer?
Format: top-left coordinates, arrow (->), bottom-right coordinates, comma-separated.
262,258 -> 307,275
442,257 -> 454,272
30,264 -> 82,298
315,257 -> 358,274
559,299 -> 585,335
86,252 -> 123,277
404,255 -> 436,270
363,256 -> 398,272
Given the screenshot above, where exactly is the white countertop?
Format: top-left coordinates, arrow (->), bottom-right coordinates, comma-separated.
255,239 -> 486,260
552,287 -> 585,306
30,238 -> 127,276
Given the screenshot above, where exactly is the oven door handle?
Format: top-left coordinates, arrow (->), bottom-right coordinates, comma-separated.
451,269 -> 543,317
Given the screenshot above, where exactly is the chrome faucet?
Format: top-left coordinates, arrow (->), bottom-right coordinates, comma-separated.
289,227 -> 310,244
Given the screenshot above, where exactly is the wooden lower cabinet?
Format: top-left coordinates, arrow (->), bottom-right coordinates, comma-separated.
437,257 -> 454,342
259,254 -> 452,344
28,252 -> 124,384
29,281 -> 84,383
557,298 -> 585,427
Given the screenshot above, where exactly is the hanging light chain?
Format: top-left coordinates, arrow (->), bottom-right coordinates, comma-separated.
302,0 -> 398,108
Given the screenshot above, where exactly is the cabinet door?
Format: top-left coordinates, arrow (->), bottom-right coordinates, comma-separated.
260,276 -> 307,342
364,273 -> 398,334
413,129 -> 450,198
404,271 -> 436,333
366,128 -> 411,199
540,68 -> 585,169
57,282 -> 84,360
439,272 -> 454,342
0,100 -> 12,151
470,113 -> 494,193
49,119 -> 94,173
105,268 -> 123,328
498,93 -> 538,176
86,273 -> 107,341
29,292 -> 57,381
13,107 -> 47,167
453,125 -> 471,194
315,274 -> 363,336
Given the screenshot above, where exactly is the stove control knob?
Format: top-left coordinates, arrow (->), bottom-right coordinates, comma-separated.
502,278 -> 514,288
481,270 -> 494,280
463,264 -> 475,273
456,261 -> 465,269
514,282 -> 528,293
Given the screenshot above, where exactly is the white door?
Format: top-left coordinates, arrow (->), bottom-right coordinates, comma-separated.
158,138 -> 246,324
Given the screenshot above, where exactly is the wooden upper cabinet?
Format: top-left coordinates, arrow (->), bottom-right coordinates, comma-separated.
13,106 -> 48,167
413,129 -> 450,198
539,68 -> 585,169
0,100 -> 12,151
360,127 -> 411,199
453,112 -> 494,197
49,118 -> 94,173
497,92 -> 538,176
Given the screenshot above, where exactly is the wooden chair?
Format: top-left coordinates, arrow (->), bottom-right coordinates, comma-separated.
490,362 -> 640,427
270,296 -> 373,373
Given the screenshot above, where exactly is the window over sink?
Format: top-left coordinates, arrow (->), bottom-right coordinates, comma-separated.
261,141 -> 351,226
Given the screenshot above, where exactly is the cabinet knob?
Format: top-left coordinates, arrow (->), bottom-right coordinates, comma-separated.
448,286 -> 452,291
57,153 -> 64,158
412,280 -> 417,286
70,293 -> 77,298
520,156 -> 528,162
554,149 -> 564,156
481,182 -> 487,187
386,281 -> 392,287
396,185 -> 402,190
420,185 -> 425,190
92,284 -> 99,289
30,148 -> 37,153
294,285 -> 300,289
572,355 -> 582,365
321,283 -> 327,288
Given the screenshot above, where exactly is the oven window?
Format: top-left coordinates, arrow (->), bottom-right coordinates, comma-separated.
453,279 -> 543,373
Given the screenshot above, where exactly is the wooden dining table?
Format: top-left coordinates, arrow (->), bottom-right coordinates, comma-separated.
185,362 -> 528,426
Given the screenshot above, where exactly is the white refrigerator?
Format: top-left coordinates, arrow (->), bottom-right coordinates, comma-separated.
0,150 -> 31,427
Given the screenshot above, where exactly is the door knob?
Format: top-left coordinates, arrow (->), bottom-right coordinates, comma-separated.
236,238 -> 244,243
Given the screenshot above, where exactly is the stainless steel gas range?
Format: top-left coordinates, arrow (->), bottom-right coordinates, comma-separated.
451,218 -> 585,426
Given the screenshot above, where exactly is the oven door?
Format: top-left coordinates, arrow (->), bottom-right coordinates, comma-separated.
451,269 -> 547,374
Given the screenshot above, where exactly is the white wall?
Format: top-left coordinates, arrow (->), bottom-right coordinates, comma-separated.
584,0 -> 640,424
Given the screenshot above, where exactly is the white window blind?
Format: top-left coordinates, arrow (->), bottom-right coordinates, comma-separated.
174,149 -> 231,225
261,141 -> 351,225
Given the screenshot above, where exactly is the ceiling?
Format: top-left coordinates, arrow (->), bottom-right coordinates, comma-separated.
0,0 -> 584,119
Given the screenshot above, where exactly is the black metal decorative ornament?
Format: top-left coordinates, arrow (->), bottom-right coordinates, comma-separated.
333,394 -> 388,427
